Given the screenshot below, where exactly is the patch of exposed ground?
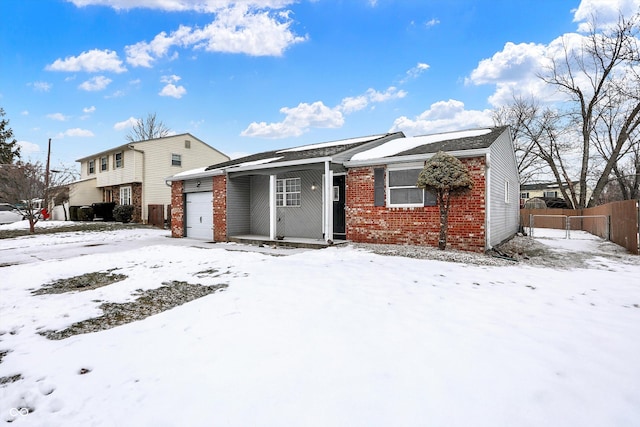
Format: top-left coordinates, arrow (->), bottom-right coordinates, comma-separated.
32,270 -> 127,295
352,243 -> 516,266
355,234 -> 637,269
0,223 -> 155,240
39,281 -> 227,340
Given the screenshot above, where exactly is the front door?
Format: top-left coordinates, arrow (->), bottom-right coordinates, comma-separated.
333,175 -> 346,240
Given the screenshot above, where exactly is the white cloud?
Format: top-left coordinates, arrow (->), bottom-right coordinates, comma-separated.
46,49 -> 127,73
390,99 -> 494,136
17,140 -> 40,155
79,76 -> 112,91
466,42 -> 549,86
243,85 -> 406,138
339,86 -> 407,114
573,0 -> 640,31
47,113 -> 69,121
83,106 -> 96,113
465,38 -> 580,106
114,117 -> 139,131
158,75 -> 187,98
401,63 -> 430,83
161,75 -> 181,84
425,18 -> 440,27
21,111 -> 29,116
125,5 -> 306,66
105,90 -> 126,99
465,0 -> 640,107
59,128 -> 95,138
242,101 -> 344,138
31,81 -> 52,92
159,84 -> 187,98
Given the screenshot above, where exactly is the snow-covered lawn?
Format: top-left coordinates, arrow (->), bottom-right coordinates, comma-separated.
1,222 -> 639,426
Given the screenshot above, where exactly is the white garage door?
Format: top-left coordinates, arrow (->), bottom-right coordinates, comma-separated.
186,192 -> 213,240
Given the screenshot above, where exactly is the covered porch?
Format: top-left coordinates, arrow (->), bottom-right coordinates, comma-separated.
225,159 -> 346,244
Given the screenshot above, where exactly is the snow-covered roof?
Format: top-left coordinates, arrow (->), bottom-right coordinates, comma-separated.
351,128 -> 493,161
171,167 -> 208,179
277,135 -> 386,153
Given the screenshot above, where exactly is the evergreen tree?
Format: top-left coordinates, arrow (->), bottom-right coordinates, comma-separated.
0,108 -> 21,164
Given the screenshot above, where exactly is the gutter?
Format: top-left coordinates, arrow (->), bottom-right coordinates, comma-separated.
165,156 -> 334,184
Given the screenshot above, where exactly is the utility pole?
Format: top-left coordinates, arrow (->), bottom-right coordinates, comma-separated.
43,138 -> 51,217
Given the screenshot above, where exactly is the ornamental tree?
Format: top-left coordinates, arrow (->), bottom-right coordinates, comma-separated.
417,151 -> 474,250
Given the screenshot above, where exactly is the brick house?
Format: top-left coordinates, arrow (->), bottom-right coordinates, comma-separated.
167,127 -> 520,252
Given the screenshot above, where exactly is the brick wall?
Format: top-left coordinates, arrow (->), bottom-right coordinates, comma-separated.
131,183 -> 142,223
171,181 -> 184,238
213,175 -> 227,242
110,183 -> 142,223
346,157 -> 487,252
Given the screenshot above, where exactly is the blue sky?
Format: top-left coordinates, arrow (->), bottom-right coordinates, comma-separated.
1,0 -> 637,169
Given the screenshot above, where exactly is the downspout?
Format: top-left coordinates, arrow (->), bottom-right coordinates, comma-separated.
128,145 -> 145,223
325,160 -> 333,243
269,175 -> 277,240
485,152 -> 491,251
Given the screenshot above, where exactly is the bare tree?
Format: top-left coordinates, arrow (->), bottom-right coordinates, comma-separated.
126,113 -> 171,142
539,12 -> 640,207
0,161 -> 78,232
417,152 -> 474,250
592,89 -> 640,201
494,96 -> 579,208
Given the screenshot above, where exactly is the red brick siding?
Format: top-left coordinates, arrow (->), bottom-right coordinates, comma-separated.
346,157 -> 487,252
108,183 -> 142,223
131,183 -> 142,223
213,175 -> 227,242
171,181 -> 184,238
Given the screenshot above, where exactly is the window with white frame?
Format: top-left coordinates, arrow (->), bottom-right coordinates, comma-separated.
88,160 -> 95,174
120,186 -> 132,205
171,153 -> 182,166
544,190 -> 558,198
388,168 -> 428,207
520,192 -> 529,200
114,152 -> 123,168
276,177 -> 301,207
100,156 -> 108,172
505,180 -> 510,203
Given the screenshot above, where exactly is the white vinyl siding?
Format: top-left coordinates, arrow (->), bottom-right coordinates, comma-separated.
74,134 -> 229,223
488,129 -> 520,247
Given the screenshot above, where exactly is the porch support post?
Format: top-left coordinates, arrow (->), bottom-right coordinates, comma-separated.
269,174 -> 277,240
324,161 -> 334,242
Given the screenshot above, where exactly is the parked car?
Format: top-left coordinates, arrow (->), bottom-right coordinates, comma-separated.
0,203 -> 25,224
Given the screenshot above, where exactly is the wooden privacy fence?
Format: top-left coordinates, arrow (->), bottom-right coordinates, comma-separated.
521,199 -> 640,255
147,204 -> 165,229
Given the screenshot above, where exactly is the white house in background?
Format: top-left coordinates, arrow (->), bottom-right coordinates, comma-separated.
69,133 -> 229,224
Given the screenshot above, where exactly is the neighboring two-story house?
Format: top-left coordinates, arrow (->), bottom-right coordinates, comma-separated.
69,133 -> 229,224
520,181 -> 592,208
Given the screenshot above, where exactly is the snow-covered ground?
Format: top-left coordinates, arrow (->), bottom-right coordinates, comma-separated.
1,222 -> 639,426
